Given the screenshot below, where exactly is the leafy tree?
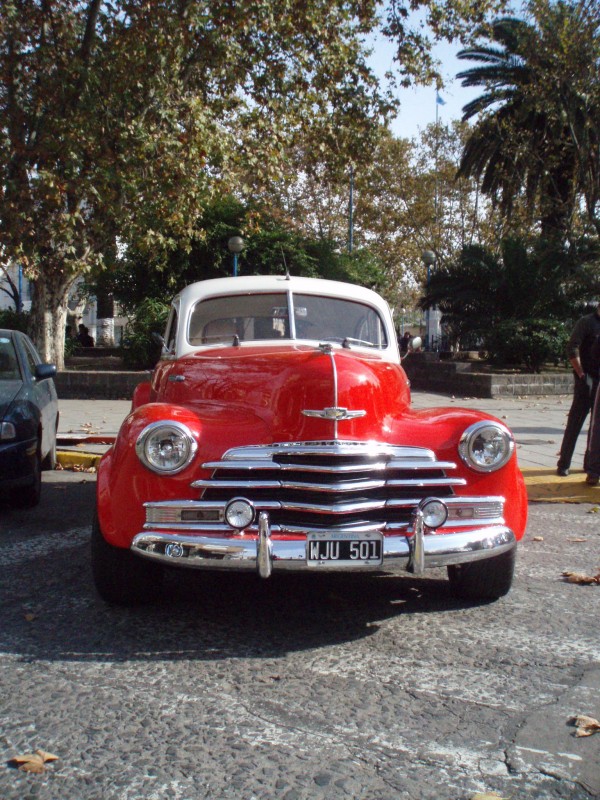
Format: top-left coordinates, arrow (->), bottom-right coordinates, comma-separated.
383,0 -> 512,86
457,1 -> 600,241
256,123 -> 517,312
100,196 -> 385,312
0,0 -> 392,368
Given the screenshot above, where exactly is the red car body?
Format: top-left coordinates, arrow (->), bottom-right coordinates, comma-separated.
93,276 -> 527,605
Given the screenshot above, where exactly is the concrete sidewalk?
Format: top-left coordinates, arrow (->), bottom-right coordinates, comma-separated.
55,391 -> 599,501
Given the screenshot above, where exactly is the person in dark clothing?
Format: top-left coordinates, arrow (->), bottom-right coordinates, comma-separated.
400,331 -> 412,355
77,324 -> 95,347
583,334 -> 600,486
556,302 -> 600,476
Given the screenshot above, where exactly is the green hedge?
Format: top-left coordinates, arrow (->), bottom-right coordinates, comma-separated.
483,319 -> 569,372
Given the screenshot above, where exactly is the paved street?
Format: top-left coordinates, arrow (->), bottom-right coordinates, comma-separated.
1,390 -> 599,800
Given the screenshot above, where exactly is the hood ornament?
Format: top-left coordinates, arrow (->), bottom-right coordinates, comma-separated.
302,407 -> 366,421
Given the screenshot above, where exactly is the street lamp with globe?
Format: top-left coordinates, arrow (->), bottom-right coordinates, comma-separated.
228,236 -> 245,277
422,250 -> 436,350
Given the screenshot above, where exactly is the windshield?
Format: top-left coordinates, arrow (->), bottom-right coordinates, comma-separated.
0,336 -> 20,380
188,292 -> 388,349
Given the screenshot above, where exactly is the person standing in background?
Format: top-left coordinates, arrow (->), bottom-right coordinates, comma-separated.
556,302 -> 600,477
583,333 -> 600,486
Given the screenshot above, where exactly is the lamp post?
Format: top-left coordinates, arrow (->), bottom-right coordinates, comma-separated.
422,250 -> 436,350
228,236 -> 244,277
348,165 -> 354,254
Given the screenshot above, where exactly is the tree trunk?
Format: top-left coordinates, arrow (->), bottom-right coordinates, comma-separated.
29,273 -> 76,370
95,288 -> 115,346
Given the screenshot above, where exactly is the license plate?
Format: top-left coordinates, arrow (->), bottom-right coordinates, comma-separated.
306,531 -> 383,567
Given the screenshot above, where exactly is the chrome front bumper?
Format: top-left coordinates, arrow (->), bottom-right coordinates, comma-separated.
131,517 -> 516,578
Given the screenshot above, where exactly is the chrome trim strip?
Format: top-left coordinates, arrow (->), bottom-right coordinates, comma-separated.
197,459 -> 452,475
192,479 -> 282,489
279,499 -> 387,513
144,496 -> 505,529
142,517 -> 505,533
131,525 -> 517,572
219,443 -> 437,460
386,477 -> 466,487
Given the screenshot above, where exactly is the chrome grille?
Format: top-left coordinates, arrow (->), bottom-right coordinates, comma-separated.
192,441 -> 468,532
143,442 -> 506,533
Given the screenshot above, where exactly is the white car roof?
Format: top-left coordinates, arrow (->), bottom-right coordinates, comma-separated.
170,275 -> 399,360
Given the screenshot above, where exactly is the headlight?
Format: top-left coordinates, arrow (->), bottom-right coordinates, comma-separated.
225,498 -> 255,529
135,421 -> 197,474
419,498 -> 448,529
459,421 -> 514,472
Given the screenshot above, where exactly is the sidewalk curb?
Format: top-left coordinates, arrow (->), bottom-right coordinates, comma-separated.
56,451 -> 103,469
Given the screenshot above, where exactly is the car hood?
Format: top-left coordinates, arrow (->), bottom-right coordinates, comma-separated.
158,345 -> 411,442
0,380 -> 21,419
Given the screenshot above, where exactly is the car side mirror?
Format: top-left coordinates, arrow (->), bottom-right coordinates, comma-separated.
35,363 -> 57,381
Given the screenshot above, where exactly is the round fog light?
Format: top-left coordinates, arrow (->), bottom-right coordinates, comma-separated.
420,498 -> 448,529
225,498 -> 255,529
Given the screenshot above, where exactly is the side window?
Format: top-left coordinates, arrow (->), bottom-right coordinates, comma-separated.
22,338 -> 40,379
164,308 -> 178,354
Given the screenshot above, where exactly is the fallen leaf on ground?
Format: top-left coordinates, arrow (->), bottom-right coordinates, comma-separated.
470,793 -> 508,800
588,506 -> 600,513
561,570 -> 600,585
10,750 -> 59,773
569,714 -> 600,737
532,536 -> 544,542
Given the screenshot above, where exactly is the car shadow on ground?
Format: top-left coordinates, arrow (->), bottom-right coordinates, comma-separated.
0,473 -> 492,665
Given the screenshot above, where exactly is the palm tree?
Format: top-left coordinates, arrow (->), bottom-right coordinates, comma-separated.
456,2 -> 600,241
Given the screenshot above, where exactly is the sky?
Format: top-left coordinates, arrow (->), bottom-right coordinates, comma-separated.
368,35 -> 481,141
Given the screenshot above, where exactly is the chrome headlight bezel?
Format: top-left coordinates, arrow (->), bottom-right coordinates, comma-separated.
458,421 -> 515,473
135,421 -> 198,475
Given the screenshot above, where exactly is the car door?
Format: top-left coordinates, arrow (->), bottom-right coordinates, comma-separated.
19,334 -> 57,459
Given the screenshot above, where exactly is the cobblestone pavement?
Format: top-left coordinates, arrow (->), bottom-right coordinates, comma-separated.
0,471 -> 599,800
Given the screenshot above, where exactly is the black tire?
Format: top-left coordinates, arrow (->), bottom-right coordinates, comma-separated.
13,446 -> 42,508
91,512 -> 163,606
447,547 -> 516,601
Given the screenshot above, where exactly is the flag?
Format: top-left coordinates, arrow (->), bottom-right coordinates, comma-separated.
436,92 -> 446,106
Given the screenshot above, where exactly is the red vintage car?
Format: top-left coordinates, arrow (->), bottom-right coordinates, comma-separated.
92,275 -> 528,605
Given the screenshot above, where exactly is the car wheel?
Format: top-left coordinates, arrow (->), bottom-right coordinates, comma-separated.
13,446 -> 42,508
91,512 -> 163,606
447,547 -> 516,601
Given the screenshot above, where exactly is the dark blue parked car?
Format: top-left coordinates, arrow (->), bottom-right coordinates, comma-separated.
0,329 -> 58,507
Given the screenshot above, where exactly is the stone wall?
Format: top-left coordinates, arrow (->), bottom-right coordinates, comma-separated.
55,370 -> 152,400
402,354 -> 573,398
54,357 -> 573,400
